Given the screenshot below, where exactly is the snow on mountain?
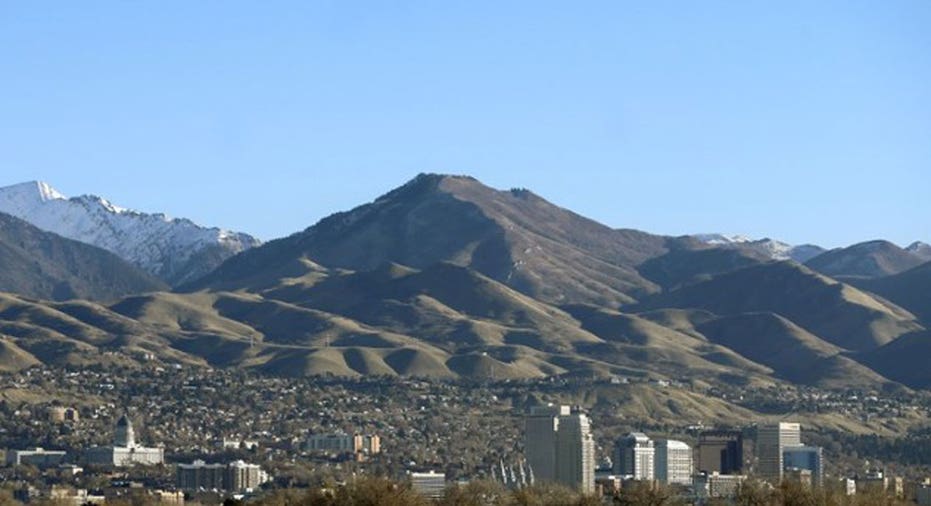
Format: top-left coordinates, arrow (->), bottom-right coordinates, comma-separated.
691,233 -> 753,245
692,233 -> 825,263
0,181 -> 261,286
906,241 -> 931,261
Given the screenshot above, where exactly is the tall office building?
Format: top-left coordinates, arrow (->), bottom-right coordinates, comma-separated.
524,404 -> 570,483
697,430 -> 743,474
757,423 -> 801,484
523,405 -> 594,492
655,439 -> 692,485
554,411 -> 595,493
783,446 -> 823,487
613,432 -> 655,481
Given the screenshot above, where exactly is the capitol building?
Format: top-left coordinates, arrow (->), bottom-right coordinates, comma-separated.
84,414 -> 164,467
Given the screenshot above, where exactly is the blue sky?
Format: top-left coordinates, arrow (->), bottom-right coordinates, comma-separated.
1,1 -> 928,247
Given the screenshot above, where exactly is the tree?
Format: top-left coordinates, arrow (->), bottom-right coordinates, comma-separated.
612,482 -> 685,506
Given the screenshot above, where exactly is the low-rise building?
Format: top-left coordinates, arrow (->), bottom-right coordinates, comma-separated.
48,407 -> 80,424
693,472 -> 747,499
5,448 -> 67,467
305,433 -> 380,455
84,414 -> 164,467
841,478 -> 856,496
410,471 -> 446,499
915,481 -> 931,506
15,486 -> 104,506
917,484 -> 931,506
856,469 -> 903,498
176,460 -> 268,492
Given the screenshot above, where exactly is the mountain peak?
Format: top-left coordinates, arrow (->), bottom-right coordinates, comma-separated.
0,180 -> 67,204
691,233 -> 824,263
195,173 -> 674,305
806,239 -> 924,279
35,181 -> 66,201
0,181 -> 260,286
906,241 -> 931,261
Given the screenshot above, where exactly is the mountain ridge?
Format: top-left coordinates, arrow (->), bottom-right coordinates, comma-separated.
189,173 -> 689,306
0,173 -> 927,390
0,181 -> 261,286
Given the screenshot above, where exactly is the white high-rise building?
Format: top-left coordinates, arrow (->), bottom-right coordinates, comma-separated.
757,422 -> 801,484
554,411 -> 595,493
655,439 -> 692,485
614,432 -> 655,481
523,405 -> 594,492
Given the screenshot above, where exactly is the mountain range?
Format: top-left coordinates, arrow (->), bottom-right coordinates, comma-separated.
0,174 -> 928,391
0,181 -> 260,286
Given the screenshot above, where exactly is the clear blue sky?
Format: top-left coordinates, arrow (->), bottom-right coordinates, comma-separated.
1,1 -> 928,247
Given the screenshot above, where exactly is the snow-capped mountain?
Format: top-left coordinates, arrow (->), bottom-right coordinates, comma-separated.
0,181 -> 261,286
906,241 -> 931,261
692,233 -> 825,263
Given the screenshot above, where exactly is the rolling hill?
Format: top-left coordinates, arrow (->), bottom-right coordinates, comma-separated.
634,261 -> 921,352
805,240 -> 926,279
0,173 -> 927,390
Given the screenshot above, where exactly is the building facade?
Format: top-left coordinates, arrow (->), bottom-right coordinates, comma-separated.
613,432 -> 655,481
48,407 -> 80,424
524,404 -> 569,483
654,439 -> 692,485
917,484 -> 931,506
176,460 -> 268,492
694,473 -> 747,499
756,422 -> 801,484
697,430 -> 743,474
554,411 -> 595,493
5,448 -> 67,467
783,446 -> 823,487
84,414 -> 164,467
410,471 -> 446,499
305,433 -> 380,455
523,405 -> 594,492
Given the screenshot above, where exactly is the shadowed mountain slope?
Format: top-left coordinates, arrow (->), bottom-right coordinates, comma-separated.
694,312 -> 889,388
0,212 -> 167,301
851,261 -> 931,324
637,247 -> 768,290
858,330 -> 931,389
634,261 -> 922,352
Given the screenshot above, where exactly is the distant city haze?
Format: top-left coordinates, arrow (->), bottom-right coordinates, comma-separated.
1,1 -> 928,247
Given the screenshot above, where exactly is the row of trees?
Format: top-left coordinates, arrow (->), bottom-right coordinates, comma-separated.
247,478 -> 917,506
0,478 -> 917,506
